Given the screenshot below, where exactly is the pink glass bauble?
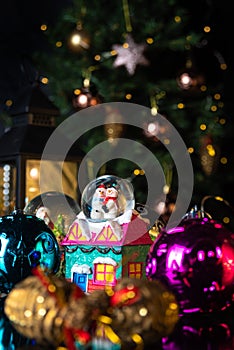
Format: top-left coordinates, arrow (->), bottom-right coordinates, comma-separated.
146,215 -> 234,314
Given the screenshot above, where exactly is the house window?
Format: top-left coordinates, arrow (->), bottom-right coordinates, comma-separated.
128,262 -> 143,279
94,263 -> 116,286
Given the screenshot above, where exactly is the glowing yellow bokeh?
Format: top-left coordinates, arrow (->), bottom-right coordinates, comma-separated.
174,16 -> 181,23
5,100 -> 13,107
220,157 -> 227,164
215,196 -> 223,201
221,63 -> 227,70
211,105 -> 218,112
188,147 -> 194,154
219,118 -> 226,125
223,217 -> 230,224
204,26 -> 211,33
56,41 -> 62,47
40,24 -> 47,31
206,144 -> 215,157
177,103 -> 184,109
74,89 -> 81,95
146,37 -> 154,44
41,77 -> 49,84
200,85 -> 207,92
200,124 -> 207,131
125,93 -> 132,100
214,93 -> 221,100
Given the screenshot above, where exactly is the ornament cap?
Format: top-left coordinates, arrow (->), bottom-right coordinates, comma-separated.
11,208 -> 24,216
182,205 -> 211,221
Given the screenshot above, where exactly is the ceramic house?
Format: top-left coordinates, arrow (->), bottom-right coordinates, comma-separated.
61,175 -> 154,293
61,210 -> 153,293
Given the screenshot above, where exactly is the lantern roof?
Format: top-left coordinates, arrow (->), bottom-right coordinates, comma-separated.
0,84 -> 84,159
10,83 -> 60,127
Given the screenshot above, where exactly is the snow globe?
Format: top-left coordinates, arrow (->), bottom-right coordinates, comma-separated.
81,175 -> 135,222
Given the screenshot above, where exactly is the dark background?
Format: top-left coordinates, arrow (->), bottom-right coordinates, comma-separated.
0,0 -> 72,114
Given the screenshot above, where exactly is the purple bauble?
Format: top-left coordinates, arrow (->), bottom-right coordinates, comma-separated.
146,214 -> 234,314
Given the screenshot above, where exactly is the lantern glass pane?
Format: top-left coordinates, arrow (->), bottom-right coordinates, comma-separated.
25,159 -> 79,207
0,163 -> 16,215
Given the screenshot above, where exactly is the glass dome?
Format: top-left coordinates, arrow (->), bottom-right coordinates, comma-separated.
81,175 -> 135,222
24,191 -> 80,239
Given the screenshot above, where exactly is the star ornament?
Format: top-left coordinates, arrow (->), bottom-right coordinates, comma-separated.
112,34 -> 149,75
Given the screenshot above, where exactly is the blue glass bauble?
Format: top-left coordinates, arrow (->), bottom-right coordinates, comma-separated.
146,215 -> 234,314
0,209 -> 60,294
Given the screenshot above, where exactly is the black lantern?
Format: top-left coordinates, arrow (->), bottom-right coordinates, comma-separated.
0,84 -> 84,215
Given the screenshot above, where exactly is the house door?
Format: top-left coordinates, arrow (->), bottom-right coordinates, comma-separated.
72,273 -> 88,292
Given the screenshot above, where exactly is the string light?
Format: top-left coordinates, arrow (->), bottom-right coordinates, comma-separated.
72,66 -> 103,110
177,59 -> 205,91
73,87 -> 102,109
67,22 -> 90,51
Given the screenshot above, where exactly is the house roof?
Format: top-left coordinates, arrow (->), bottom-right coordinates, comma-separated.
125,230 -> 153,246
121,213 -> 153,245
61,212 -> 153,247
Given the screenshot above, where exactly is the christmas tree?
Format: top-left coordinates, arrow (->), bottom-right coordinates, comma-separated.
2,0 -> 234,226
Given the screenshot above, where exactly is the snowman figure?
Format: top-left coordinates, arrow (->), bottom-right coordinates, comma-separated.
90,184 -> 107,220
102,186 -> 119,220
36,206 -> 54,230
102,186 -> 123,240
